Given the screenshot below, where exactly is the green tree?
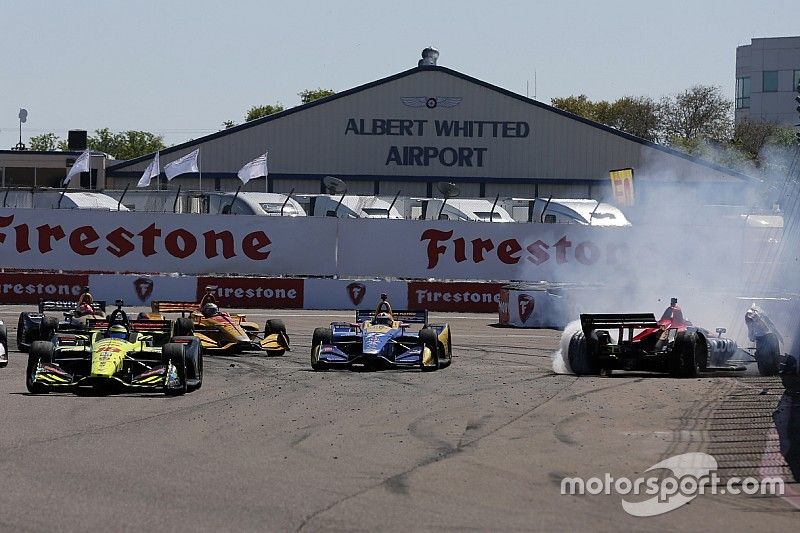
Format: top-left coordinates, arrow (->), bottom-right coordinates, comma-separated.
551,94 -> 660,141
299,88 -> 336,104
87,128 -> 165,160
660,85 -> 732,143
222,120 -> 237,129
29,132 -> 60,151
245,104 -> 284,122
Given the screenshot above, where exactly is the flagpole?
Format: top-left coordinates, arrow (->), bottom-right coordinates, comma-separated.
198,151 -> 202,192
265,148 -> 268,193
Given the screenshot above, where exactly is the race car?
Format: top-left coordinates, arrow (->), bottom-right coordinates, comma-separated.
0,320 -> 8,368
566,298 -> 746,378
26,301 -> 202,395
141,300 -> 289,355
310,294 -> 452,371
17,299 -> 106,352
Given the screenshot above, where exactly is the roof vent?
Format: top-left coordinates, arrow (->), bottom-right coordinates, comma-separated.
418,47 -> 439,66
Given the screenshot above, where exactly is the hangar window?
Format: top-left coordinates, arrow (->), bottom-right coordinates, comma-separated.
362,207 -> 389,217
762,71 -> 778,93
735,77 -> 750,108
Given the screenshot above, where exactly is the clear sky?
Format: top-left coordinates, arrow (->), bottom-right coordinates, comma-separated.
1,0 -> 798,151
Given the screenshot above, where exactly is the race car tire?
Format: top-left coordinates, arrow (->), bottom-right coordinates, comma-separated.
174,317 -> 194,337
172,336 -> 203,391
670,332 -> 700,378
17,312 -> 33,352
0,324 -> 7,368
26,341 -> 53,394
39,316 -> 59,342
162,343 -> 188,396
567,331 -> 599,375
311,327 -> 331,371
419,327 -> 440,372
755,333 -> 781,376
265,319 -> 287,336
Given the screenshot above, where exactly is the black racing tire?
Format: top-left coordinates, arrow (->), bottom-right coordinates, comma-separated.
419,328 -> 439,372
670,332 -> 700,378
755,333 -> 781,376
172,337 -> 203,391
39,316 -> 59,343
162,343 -> 187,396
17,313 -> 31,352
311,327 -> 332,371
174,317 -> 194,337
265,319 -> 287,336
0,324 -> 7,368
567,331 -> 599,375
26,341 -> 54,394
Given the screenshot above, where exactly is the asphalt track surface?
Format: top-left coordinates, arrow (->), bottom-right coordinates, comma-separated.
0,306 -> 797,532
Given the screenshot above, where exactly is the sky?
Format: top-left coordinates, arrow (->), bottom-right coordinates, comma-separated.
1,0 -> 799,150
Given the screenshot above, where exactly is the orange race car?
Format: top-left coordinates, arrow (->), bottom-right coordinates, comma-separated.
141,299 -> 289,356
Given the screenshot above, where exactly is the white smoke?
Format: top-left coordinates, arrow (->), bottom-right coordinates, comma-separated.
552,320 -> 581,374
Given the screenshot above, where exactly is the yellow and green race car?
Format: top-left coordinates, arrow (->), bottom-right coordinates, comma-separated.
26,302 -> 202,395
142,300 -> 289,355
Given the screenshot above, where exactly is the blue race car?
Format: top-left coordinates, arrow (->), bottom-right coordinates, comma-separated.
310,295 -> 452,371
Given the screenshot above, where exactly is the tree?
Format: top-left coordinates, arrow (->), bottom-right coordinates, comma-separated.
299,88 -> 336,104
87,128 -> 165,160
221,120 -> 237,130
660,85 -> 733,143
551,94 -> 660,141
608,96 -> 660,142
245,104 -> 284,122
29,132 -> 60,151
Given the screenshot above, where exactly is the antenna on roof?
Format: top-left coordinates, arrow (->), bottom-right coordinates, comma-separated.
13,109 -> 28,151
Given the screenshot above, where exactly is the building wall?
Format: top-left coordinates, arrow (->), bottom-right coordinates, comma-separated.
735,36 -> 800,125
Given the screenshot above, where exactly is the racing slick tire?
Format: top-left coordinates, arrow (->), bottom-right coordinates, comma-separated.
419,327 -> 440,372
311,327 -> 332,371
174,317 -> 194,337
39,316 -> 59,343
669,332 -> 700,378
162,343 -> 188,396
755,333 -> 781,376
567,331 -> 599,376
265,319 -> 286,336
0,324 -> 7,368
26,341 -> 54,394
172,336 -> 203,391
17,312 -> 33,352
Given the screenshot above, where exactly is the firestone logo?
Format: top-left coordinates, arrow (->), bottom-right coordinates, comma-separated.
346,282 -> 366,305
133,277 -> 154,302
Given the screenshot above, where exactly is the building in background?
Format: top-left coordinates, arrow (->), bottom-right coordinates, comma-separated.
735,36 -> 800,125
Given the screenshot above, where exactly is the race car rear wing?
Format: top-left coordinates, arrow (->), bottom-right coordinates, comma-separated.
86,318 -> 173,334
355,309 -> 428,324
580,313 -> 658,336
39,300 -> 107,313
151,301 -> 200,314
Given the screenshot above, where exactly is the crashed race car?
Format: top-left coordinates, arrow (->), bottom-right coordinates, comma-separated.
26,300 -> 202,395
0,320 -> 7,368
17,299 -> 106,352
141,299 -> 289,355
310,294 -> 452,371
567,298 -> 753,378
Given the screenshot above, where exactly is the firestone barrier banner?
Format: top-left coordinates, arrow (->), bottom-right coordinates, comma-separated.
89,274 -> 197,306
0,209 -> 337,276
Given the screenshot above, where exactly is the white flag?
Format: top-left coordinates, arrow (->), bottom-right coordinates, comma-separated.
164,149 -> 199,180
137,152 -> 160,188
237,152 -> 268,184
64,149 -> 91,185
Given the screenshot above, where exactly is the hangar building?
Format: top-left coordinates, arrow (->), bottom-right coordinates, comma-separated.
5,49 -> 755,204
